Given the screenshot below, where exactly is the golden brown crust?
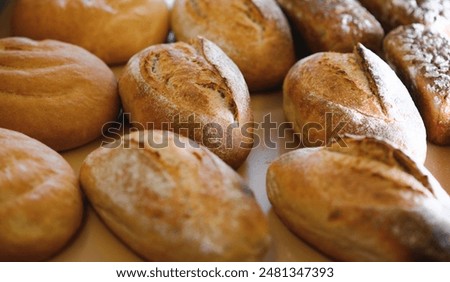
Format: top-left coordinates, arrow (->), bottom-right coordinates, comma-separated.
0,37 -> 120,151
283,43 -> 427,163
11,0 -> 170,65
359,0 -> 450,32
80,130 -> 270,262
384,24 -> 450,145
267,136 -> 450,261
276,0 -> 384,54
171,0 -> 295,91
0,128 -> 83,262
119,37 -> 253,169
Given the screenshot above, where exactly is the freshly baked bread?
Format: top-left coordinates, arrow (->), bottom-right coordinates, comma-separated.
119,37 -> 253,169
267,135 -> 450,261
384,24 -> 450,145
12,0 -> 170,65
0,128 -> 83,262
171,0 -> 295,91
283,43 -> 427,163
80,130 -> 270,262
359,0 -> 450,32
0,37 -> 120,151
276,0 -> 384,53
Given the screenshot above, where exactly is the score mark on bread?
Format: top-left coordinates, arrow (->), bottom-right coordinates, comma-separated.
119,37 -> 253,169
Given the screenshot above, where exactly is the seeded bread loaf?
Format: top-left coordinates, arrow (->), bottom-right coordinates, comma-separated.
384,24 -> 450,145
359,0 -> 450,32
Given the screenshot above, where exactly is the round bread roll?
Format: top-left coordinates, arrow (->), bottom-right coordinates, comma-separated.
11,0 -> 170,65
171,0 -> 296,91
267,136 -> 450,261
80,130 -> 270,261
119,37 -> 253,169
0,128 -> 83,262
0,37 -> 120,151
283,43 -> 427,163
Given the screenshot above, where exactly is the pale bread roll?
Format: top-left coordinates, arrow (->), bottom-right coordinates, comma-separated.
12,0 -> 170,65
0,37 -> 120,151
0,128 -> 83,262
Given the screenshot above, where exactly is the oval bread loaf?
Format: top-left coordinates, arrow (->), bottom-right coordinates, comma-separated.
384,24 -> 450,145
12,0 -> 170,65
0,128 -> 83,262
359,0 -> 450,32
283,43 -> 427,163
119,37 -> 253,169
267,136 -> 450,261
171,0 -> 296,91
0,37 -> 120,151
276,0 -> 384,53
79,130 -> 270,262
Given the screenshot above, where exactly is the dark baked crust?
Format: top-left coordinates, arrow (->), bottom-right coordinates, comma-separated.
359,0 -> 450,32
277,0 -> 384,54
384,24 -> 450,145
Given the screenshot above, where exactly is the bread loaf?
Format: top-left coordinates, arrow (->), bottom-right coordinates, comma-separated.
384,24 -> 450,145
171,0 -> 295,91
80,130 -> 270,262
267,135 -> 450,261
119,37 -> 253,169
12,0 -> 170,65
276,0 -> 384,53
283,43 -> 427,163
0,37 -> 120,151
359,0 -> 450,32
0,128 -> 83,262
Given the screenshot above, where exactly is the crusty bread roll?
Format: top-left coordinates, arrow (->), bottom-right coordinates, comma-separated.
80,130 -> 270,262
12,0 -> 170,65
119,37 -> 253,169
359,0 -> 450,32
171,0 -> 295,91
384,24 -> 450,145
283,43 -> 427,163
0,37 -> 120,151
267,135 -> 450,261
0,128 -> 83,262
276,0 -> 384,53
